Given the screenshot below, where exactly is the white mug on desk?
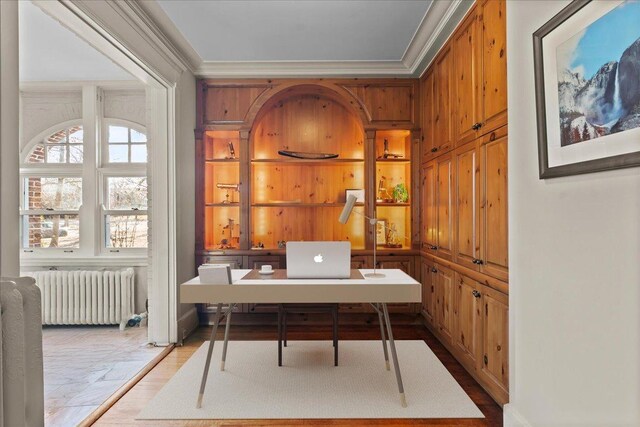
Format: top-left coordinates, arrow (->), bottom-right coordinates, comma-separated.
260,265 -> 273,274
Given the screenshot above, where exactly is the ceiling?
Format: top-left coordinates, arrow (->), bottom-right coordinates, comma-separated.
19,1 -> 133,82
156,0 -> 431,62
146,0 -> 471,77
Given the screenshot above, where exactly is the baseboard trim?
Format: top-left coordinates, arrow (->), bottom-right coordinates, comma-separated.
504,404 -> 532,427
177,306 -> 199,343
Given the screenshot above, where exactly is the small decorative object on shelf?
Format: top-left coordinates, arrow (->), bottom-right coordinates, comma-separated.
376,179 -> 393,203
377,138 -> 403,159
251,241 -> 265,250
277,240 -> 287,249
384,223 -> 402,248
216,183 -> 240,204
392,183 -> 409,203
345,189 -> 364,203
219,218 -> 239,249
376,219 -> 387,245
226,141 -> 236,159
278,150 -> 339,160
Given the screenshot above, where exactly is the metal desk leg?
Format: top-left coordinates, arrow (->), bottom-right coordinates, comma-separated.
377,303 -> 390,371
196,302 -> 223,409
220,306 -> 233,371
382,303 -> 407,408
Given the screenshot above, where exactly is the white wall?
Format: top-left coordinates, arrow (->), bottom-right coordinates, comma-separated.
507,2 -> 640,426
0,0 -> 20,277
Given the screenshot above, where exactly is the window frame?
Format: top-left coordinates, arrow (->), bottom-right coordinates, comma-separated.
102,119 -> 148,165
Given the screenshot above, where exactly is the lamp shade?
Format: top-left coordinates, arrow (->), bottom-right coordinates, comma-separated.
338,194 -> 358,224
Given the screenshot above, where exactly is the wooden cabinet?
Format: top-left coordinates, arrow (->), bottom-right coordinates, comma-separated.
453,140 -> 480,271
453,273 -> 482,370
478,0 -> 507,134
453,8 -> 482,146
433,45 -> 454,155
434,264 -> 454,343
435,154 -> 454,260
420,162 -> 437,254
480,284 -> 509,403
420,259 -> 437,326
421,69 -> 436,162
479,128 -> 508,281
247,255 -> 283,270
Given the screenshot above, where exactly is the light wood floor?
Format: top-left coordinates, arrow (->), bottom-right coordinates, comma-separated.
43,326 -> 162,427
92,323 -> 502,427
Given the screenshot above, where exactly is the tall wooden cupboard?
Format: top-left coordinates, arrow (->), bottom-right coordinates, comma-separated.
419,0 -> 509,406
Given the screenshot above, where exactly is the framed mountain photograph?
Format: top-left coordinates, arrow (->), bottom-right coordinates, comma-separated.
534,0 -> 640,178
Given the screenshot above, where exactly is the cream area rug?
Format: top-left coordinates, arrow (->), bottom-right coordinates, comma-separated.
138,340 -> 483,420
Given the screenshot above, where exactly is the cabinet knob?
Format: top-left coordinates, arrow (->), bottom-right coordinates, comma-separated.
472,122 -> 483,131
429,245 -> 438,250
484,354 -> 488,365
430,147 -> 438,153
472,258 -> 484,265
430,268 -> 437,273
472,290 -> 481,298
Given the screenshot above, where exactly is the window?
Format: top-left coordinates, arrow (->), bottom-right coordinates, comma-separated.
107,125 -> 147,163
21,177 -> 82,249
20,114 -> 149,256
27,126 -> 83,164
103,176 -> 148,249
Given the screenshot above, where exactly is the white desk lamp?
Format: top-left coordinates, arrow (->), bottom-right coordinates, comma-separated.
339,194 -> 386,278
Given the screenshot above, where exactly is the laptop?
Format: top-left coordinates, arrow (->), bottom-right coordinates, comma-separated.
286,241 -> 351,279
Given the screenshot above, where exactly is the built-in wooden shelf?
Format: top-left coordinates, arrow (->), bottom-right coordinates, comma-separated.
375,158 -> 411,163
251,158 -> 364,164
205,158 -> 240,163
252,202 -> 365,208
206,203 -> 240,207
376,202 -> 410,206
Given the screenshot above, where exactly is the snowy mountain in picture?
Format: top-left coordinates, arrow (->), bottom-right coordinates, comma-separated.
556,1 -> 640,146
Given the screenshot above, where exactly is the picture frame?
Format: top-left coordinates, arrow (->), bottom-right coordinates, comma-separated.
376,219 -> 387,245
533,0 -> 640,179
345,189 -> 365,203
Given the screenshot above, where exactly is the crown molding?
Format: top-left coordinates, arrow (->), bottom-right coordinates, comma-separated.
120,0 -> 472,79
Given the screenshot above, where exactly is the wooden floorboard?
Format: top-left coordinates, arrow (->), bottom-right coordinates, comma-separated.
93,322 -> 503,426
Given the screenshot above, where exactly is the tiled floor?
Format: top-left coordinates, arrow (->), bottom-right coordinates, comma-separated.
43,326 -> 163,427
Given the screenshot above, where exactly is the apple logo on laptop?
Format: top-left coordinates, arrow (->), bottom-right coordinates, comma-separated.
314,254 -> 324,263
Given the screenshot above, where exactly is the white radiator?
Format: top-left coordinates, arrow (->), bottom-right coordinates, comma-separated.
22,269 -> 135,330
0,276 -> 44,427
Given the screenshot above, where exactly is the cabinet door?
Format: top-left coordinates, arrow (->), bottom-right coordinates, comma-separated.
433,44 -> 454,154
421,69 -> 437,162
434,264 -> 454,343
248,255 -> 283,270
480,130 -> 508,281
420,259 -> 437,326
479,0 -> 507,133
421,162 -> 438,255
454,141 -> 480,270
480,285 -> 509,403
435,154 -> 454,260
453,8 -> 482,146
453,273 -> 482,370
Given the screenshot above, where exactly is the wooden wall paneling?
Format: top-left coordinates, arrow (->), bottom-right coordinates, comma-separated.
479,128 -> 508,282
435,153 -> 454,260
411,130 -> 421,246
204,85 -> 269,124
343,83 -> 416,125
453,7 -> 482,146
480,284 -> 509,404
435,264 -> 454,343
454,140 -> 481,270
420,69 -> 436,162
479,0 -> 508,134
420,161 -> 437,254
434,45 -> 454,154
453,272 -> 482,371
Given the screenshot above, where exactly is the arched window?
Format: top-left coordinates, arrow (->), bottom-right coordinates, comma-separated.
26,125 -> 83,164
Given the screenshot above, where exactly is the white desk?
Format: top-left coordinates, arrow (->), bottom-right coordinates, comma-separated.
181,269 -> 421,408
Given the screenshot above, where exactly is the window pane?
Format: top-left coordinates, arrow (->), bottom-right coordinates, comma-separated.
107,177 -> 147,210
109,144 -> 128,163
68,127 -> 83,144
27,144 -> 45,163
46,129 -> 67,144
69,145 -> 83,163
106,215 -> 148,248
46,145 -> 67,163
108,126 -> 129,143
131,129 -> 147,143
22,214 -> 79,248
25,177 -> 82,210
130,145 -> 147,163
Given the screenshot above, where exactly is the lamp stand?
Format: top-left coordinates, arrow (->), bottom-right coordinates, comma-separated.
365,218 -> 386,279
